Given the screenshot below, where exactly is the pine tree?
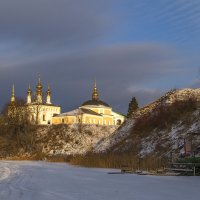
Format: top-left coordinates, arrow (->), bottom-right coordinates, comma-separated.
127,97 -> 139,118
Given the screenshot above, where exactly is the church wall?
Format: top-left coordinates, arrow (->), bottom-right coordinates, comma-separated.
52,117 -> 62,124
52,110 -> 126,126
52,115 -> 77,125
83,114 -> 103,125
102,116 -> 113,125
65,116 -> 77,124
28,104 -> 61,125
52,114 -> 105,125
104,109 -> 112,115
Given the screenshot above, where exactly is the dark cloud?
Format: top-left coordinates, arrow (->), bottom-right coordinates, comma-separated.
0,0 -> 112,46
0,42 -> 184,113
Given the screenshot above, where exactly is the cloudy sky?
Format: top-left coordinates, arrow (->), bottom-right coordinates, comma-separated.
0,0 -> 200,114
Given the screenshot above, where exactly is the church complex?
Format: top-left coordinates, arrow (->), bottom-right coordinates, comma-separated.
8,77 -> 125,126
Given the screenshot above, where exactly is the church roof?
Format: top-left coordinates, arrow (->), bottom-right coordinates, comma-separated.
81,99 -> 110,107
55,108 -> 102,117
81,108 -> 102,116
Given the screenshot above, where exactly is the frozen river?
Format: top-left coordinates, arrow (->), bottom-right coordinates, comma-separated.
0,161 -> 199,200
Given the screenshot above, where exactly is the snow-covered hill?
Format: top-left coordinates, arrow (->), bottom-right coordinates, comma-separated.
134,88 -> 200,119
35,124 -> 117,155
94,88 -> 200,156
0,124 -> 118,159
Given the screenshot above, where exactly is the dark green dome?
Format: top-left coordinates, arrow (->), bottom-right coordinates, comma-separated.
81,99 -> 110,107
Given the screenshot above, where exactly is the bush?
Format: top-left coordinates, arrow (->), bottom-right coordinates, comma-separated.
176,157 -> 200,163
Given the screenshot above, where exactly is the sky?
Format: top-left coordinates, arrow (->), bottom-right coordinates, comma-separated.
1,0 -> 200,114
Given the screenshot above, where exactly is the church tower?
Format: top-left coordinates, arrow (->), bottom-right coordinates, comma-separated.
36,76 -> 43,103
27,84 -> 32,104
11,84 -> 15,103
46,85 -> 51,104
92,79 -> 99,100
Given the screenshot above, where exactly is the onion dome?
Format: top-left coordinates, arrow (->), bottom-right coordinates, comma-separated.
82,80 -> 110,107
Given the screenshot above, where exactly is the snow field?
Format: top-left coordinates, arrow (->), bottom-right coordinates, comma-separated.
0,161 -> 200,200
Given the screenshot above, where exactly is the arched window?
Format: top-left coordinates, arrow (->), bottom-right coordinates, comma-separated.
116,119 -> 122,125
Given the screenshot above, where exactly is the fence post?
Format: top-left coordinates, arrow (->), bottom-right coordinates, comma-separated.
193,164 -> 196,176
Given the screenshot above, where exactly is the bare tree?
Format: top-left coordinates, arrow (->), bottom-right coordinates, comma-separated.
2,98 -> 36,151
28,103 -> 44,125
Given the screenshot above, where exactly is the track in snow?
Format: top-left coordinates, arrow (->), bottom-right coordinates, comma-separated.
0,161 -> 200,200
0,166 -> 12,181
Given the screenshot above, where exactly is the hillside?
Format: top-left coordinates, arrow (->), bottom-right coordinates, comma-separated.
35,124 -> 117,155
94,88 -> 200,157
1,88 -> 200,161
0,124 -> 117,159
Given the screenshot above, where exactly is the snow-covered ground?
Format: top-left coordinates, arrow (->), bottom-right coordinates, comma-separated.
0,161 -> 199,200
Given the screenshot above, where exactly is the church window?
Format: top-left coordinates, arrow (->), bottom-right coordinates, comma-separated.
117,119 -> 122,125
43,115 -> 46,121
62,118 -> 64,123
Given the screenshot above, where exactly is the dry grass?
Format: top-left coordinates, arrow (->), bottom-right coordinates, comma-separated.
70,153 -> 167,171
